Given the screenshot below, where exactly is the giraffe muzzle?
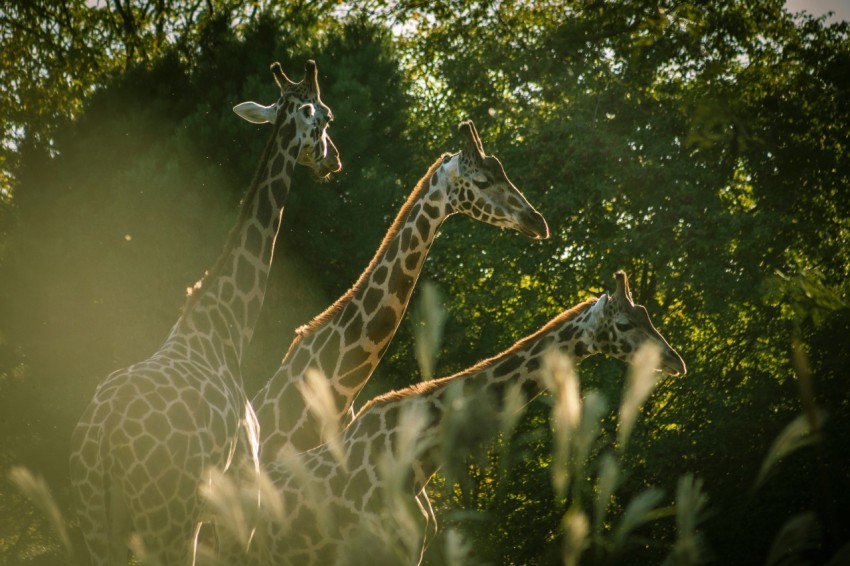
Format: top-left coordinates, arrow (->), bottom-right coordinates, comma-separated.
520,210 -> 550,240
662,350 -> 687,376
316,137 -> 342,178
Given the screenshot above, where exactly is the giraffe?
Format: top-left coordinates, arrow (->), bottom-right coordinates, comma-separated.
252,119 -> 549,465
240,270 -> 686,565
69,60 -> 341,566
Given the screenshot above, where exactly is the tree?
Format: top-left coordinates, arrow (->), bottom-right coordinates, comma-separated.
1,0 -> 848,563
343,1 -> 850,563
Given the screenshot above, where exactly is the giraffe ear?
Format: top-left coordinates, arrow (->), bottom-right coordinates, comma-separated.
458,120 -> 486,161
233,102 -> 277,124
612,270 -> 634,304
591,292 -> 609,315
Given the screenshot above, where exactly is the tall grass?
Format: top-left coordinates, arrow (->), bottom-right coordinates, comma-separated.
199,336 -> 711,564
7,283 -> 840,565
8,467 -> 73,562
538,345 -> 709,564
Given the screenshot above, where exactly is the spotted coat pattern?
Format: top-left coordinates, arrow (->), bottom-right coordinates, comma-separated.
69,61 -> 341,566
247,271 -> 686,564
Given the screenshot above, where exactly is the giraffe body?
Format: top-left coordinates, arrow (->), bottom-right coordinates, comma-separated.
252,120 -> 549,463
244,271 -> 686,564
70,61 -> 340,565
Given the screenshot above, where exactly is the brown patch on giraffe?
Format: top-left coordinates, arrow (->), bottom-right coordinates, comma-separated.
423,202 -> 440,218
339,365 -> 370,389
493,355 -> 523,377
338,302 -> 358,327
219,281 -> 234,304
384,237 -> 400,263
574,341 -> 588,357
269,154 -> 284,179
415,214 -> 431,239
372,265 -> 389,286
388,262 -> 414,298
366,306 -> 396,343
343,310 -> 365,345
319,335 -> 342,376
405,251 -> 422,272
192,312 -> 213,335
339,346 -> 370,375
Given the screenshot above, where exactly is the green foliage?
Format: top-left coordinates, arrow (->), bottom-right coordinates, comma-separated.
0,8 -> 419,562
1,0 -> 849,564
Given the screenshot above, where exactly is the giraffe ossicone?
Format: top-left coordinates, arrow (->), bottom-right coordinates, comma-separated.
251,118 -> 549,467
234,60 -> 341,179
69,60 -> 340,566
233,270 -> 685,564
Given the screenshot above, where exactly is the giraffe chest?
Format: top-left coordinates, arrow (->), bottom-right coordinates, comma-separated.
91,357 -> 247,466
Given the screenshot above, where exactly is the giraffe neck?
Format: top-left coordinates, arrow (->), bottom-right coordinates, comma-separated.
253,155 -> 455,457
173,114 -> 300,369
349,295 -> 602,486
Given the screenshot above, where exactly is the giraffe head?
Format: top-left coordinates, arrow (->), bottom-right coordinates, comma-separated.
588,270 -> 686,375
445,120 -> 549,240
233,60 -> 342,179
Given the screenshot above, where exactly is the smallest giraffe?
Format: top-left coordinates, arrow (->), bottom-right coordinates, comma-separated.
238,270 -> 686,565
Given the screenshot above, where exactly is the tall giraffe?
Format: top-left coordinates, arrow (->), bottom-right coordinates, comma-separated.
245,271 -> 686,564
252,119 -> 549,463
69,60 -> 341,566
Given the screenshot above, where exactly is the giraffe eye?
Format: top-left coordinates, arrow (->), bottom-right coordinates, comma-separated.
473,178 -> 490,190
615,322 -> 633,332
299,104 -> 315,118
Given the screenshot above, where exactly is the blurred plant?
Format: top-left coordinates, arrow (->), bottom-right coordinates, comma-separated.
755,409 -> 827,490
750,332 -> 848,566
297,368 -> 347,467
411,280 -> 448,382
8,467 -> 73,562
663,474 -> 710,566
763,511 -> 821,566
424,343 -> 708,564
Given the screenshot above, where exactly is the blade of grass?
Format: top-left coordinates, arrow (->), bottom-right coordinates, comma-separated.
618,342 -> 662,449
755,409 -> 826,489
9,466 -> 74,561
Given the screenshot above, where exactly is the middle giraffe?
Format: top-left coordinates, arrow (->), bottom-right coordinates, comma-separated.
252,119 -> 549,461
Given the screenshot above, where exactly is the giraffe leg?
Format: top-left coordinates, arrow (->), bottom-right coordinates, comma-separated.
73,470 -> 130,566
70,411 -> 132,566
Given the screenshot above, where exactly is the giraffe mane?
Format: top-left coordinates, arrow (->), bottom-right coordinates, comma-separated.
293,153 -> 452,338
181,112 -> 290,317
356,296 -> 598,415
